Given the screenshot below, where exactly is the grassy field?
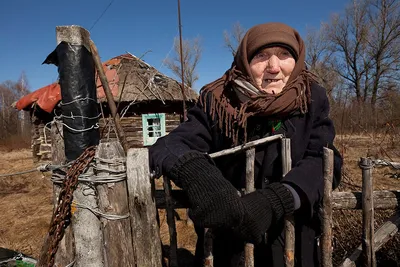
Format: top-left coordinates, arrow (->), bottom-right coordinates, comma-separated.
0,133 -> 399,266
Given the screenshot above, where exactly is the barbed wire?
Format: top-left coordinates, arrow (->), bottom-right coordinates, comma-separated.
0,157 -> 125,179
60,97 -> 98,106
0,163 -> 69,178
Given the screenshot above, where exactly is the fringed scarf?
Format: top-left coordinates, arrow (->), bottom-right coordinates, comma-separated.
199,22 -> 318,145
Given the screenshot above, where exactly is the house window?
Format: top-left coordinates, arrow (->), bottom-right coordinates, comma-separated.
142,113 -> 166,146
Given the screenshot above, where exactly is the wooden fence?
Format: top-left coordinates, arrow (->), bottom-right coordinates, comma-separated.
150,135 -> 400,267
43,127 -> 400,267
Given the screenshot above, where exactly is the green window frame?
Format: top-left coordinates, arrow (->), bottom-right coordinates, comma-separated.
142,113 -> 166,146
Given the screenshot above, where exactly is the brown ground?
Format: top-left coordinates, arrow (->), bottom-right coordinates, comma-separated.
0,133 -> 399,266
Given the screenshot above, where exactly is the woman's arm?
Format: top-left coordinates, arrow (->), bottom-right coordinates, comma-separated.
282,84 -> 342,216
149,97 -> 214,180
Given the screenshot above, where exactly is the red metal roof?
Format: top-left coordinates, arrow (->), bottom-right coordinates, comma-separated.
15,57 -> 121,113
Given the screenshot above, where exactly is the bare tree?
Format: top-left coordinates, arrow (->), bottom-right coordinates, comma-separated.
323,0 -> 400,109
305,26 -> 342,99
164,36 -> 202,89
223,22 -> 246,57
0,73 -> 31,142
323,0 -> 371,104
366,0 -> 400,108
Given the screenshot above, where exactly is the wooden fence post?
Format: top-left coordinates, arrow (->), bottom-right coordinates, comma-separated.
360,157 -> 376,267
51,120 -> 76,266
282,138 -> 295,267
245,148 -> 256,267
95,140 -> 135,267
127,148 -> 162,267
163,176 -> 179,267
55,25 -> 104,267
340,211 -> 400,267
321,147 -> 334,267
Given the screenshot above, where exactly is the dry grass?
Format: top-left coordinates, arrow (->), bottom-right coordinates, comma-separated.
0,148 -> 53,258
0,133 -> 399,266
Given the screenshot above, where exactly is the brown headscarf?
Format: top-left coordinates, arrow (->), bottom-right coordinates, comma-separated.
200,22 -> 317,144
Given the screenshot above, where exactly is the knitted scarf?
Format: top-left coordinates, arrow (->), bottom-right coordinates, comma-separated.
199,22 -> 317,144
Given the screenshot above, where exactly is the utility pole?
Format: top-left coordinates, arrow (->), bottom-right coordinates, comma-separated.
177,0 -> 187,121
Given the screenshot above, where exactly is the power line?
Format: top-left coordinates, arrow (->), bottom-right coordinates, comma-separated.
89,0 -> 116,31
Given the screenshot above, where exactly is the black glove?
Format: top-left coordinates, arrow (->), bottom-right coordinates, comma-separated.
236,183 -> 295,244
167,152 -> 294,242
167,152 -> 245,229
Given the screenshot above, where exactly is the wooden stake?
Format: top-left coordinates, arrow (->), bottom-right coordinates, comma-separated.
90,40 -> 129,153
360,157 -> 376,267
282,138 -> 295,267
163,176 -> 179,267
244,148 -> 255,267
321,147 -> 334,267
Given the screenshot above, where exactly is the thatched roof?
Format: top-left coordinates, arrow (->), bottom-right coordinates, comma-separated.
15,53 -> 198,112
106,54 -> 198,103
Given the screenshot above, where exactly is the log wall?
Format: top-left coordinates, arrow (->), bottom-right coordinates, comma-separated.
31,115 -> 52,162
99,114 -> 181,148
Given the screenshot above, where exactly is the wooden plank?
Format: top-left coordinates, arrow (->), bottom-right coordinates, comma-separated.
333,191 -> 400,210
127,148 -> 162,267
282,138 -> 295,267
321,148 -> 334,267
96,141 -> 135,267
153,190 -> 400,210
360,158 -> 376,267
339,211 -> 400,267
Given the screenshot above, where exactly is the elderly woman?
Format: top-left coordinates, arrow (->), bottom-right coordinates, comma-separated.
149,22 -> 342,267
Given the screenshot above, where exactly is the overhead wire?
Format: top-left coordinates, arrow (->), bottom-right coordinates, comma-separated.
89,0 -> 116,31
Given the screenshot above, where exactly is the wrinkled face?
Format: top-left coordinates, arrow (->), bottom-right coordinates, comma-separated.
249,46 -> 296,94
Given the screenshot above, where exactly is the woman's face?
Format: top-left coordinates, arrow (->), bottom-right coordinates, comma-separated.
249,46 -> 296,94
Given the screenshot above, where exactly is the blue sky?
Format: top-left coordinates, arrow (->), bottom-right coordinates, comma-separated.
0,0 -> 349,93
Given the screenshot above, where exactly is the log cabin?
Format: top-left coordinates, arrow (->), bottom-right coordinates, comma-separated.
14,53 -> 198,162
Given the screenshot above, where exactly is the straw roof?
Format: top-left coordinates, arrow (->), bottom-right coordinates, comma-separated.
104,54 -> 198,103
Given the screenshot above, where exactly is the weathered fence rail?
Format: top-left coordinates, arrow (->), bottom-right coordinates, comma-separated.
154,189 -> 400,210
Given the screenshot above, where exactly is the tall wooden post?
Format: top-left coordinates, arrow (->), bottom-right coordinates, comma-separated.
127,148 -> 162,267
245,148 -> 256,267
321,147 -> 334,267
56,25 -> 103,267
360,157 -> 376,267
282,138 -> 295,267
95,140 -> 135,267
163,176 -> 179,267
